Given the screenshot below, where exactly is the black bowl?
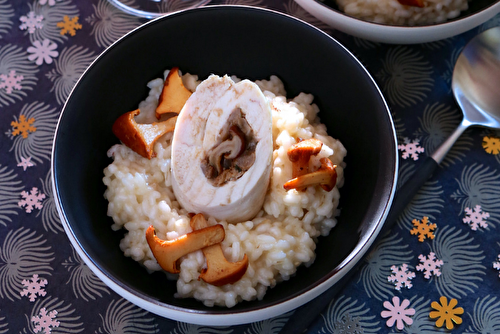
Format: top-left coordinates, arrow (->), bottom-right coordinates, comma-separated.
52,5 -> 397,325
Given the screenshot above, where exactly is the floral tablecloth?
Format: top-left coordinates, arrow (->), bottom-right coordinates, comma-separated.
1,0 -> 500,333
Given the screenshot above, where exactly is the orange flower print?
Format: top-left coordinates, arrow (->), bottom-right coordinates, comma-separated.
11,115 -> 36,138
56,16 -> 82,36
482,135 -> 500,155
429,296 -> 464,330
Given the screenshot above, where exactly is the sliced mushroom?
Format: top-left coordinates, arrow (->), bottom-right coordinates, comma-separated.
199,107 -> 258,187
155,67 -> 192,119
287,138 -> 323,178
283,157 -> 337,192
190,214 -> 249,286
145,224 -> 225,274
208,126 -> 246,175
397,0 -> 424,7
112,109 -> 177,159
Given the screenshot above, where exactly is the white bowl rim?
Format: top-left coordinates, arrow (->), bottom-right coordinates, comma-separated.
107,0 -> 211,19
295,0 -> 500,44
51,4 -> 399,326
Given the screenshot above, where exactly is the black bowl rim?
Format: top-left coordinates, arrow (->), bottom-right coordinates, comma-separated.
51,5 -> 398,325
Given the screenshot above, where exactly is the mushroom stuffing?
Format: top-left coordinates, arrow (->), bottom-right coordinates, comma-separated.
103,68 -> 347,307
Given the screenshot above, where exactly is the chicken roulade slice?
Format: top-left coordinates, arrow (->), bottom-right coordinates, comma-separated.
171,75 -> 273,223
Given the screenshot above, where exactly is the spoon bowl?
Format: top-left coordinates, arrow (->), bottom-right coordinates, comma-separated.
452,27 -> 500,127
432,26 -> 500,164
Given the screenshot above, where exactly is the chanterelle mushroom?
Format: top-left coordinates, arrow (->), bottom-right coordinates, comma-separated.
208,125 -> 246,175
397,0 -> 424,7
112,109 -> 177,159
284,157 -> 338,192
155,67 -> 192,119
190,214 -> 249,286
287,138 -> 323,178
201,108 -> 257,186
145,223 -> 225,274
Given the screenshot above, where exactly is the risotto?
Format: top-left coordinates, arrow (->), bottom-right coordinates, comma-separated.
102,69 -> 347,307
335,0 -> 471,26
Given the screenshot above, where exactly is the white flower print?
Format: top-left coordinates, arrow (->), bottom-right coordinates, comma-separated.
0,70 -> 23,94
381,296 -> 415,330
19,11 -> 43,34
27,39 -> 58,65
39,0 -> 56,6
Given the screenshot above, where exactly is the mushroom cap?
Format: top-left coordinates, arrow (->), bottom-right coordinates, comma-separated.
287,138 -> 323,162
155,67 -> 192,119
112,109 -> 177,159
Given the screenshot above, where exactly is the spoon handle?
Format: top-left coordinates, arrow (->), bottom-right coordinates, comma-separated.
382,157 -> 438,231
431,119 -> 469,164
386,119 -> 469,226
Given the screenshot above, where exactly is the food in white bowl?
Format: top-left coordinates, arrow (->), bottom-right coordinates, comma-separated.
336,0 -> 470,25
102,68 -> 347,308
295,0 -> 500,43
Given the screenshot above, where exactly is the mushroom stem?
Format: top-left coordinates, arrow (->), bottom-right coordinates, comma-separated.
145,224 -> 225,274
190,214 -> 249,286
283,157 -> 337,192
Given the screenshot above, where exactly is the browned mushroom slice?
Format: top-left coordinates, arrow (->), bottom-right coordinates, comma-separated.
190,214 -> 249,286
283,157 -> 337,192
112,109 -> 177,159
207,125 -> 246,175
287,138 -> 323,178
201,108 -> 257,187
155,67 -> 192,119
145,224 -> 225,274
397,0 -> 424,7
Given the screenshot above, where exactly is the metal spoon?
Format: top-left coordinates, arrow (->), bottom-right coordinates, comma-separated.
383,25 -> 500,227
279,26 -> 500,334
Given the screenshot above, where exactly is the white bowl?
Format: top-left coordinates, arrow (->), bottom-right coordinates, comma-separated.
295,0 -> 500,44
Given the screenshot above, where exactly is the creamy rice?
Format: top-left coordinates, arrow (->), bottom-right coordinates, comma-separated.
102,70 -> 347,307
335,0 -> 471,26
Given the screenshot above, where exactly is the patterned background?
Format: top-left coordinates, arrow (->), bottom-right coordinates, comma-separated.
1,0 -> 500,333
